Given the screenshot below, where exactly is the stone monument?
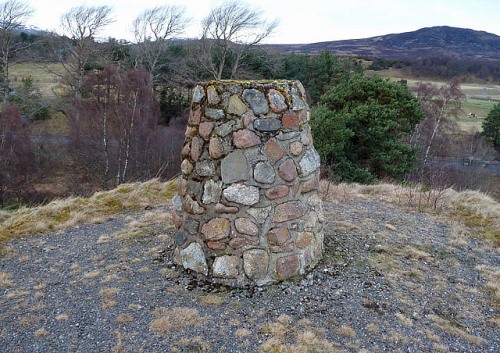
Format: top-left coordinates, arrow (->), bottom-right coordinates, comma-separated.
171,80 -> 324,286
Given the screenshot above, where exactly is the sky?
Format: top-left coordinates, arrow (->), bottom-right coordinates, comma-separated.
26,0 -> 500,44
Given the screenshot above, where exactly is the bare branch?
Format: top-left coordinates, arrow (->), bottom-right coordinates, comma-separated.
60,5 -> 114,41
131,5 -> 188,84
200,1 -> 279,79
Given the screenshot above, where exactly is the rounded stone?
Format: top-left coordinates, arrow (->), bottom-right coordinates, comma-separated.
190,136 -> 204,162
242,88 -> 269,115
201,218 -> 230,241
235,218 -> 259,236
180,159 -> 193,175
213,255 -> 239,278
290,141 -> 303,156
209,137 -> 224,159
268,89 -> 288,113
278,159 -> 298,182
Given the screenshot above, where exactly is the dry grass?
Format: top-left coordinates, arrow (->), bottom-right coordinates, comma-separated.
336,325 -> 357,338
0,179 -> 178,253
171,336 -> 211,352
115,209 -> 174,240
475,264 -> 500,306
320,180 -> 500,246
427,314 -> 487,345
259,316 -> 340,353
150,307 -> 206,335
116,313 -> 133,324
56,314 -> 68,321
34,328 -> 48,338
0,272 -> 14,287
199,293 -> 227,306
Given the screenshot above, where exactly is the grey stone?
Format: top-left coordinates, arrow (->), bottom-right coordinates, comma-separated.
172,194 -> 182,212
207,86 -> 220,105
276,131 -> 300,141
192,85 -> 205,104
215,121 -> 234,137
182,195 -> 205,215
212,255 -> 239,278
299,148 -> 321,176
254,118 -> 281,132
180,242 -> 208,275
202,180 -> 222,204
223,184 -> 260,205
175,231 -> 187,246
242,146 -> 266,165
243,249 -> 269,281
187,179 -> 202,196
253,161 -> 275,184
184,217 -> 199,235
195,160 -> 216,177
295,80 -> 306,96
291,86 -> 307,111
242,89 -> 269,115
246,205 -> 272,224
205,108 -> 225,120
221,150 -> 249,183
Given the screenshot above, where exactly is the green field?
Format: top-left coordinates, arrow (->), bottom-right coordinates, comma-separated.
371,69 -> 500,132
9,62 -> 65,98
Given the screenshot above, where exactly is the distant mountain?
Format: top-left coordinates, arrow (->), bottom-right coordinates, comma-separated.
269,26 -> 500,62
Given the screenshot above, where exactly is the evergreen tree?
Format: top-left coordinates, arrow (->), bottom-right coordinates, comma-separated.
310,75 -> 424,183
482,102 -> 500,152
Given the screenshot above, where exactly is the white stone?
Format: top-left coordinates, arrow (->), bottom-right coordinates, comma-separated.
202,180 -> 222,204
180,242 -> 208,275
299,148 -> 321,176
212,255 -> 239,278
223,184 -> 259,205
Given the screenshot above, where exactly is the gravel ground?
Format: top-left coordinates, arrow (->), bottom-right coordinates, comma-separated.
1,199 -> 498,352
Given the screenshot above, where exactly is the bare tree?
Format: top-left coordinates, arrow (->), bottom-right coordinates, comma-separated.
57,5 -> 114,102
73,66 -> 159,190
0,0 -> 34,105
131,5 -> 188,84
0,104 -> 35,206
200,1 -> 278,79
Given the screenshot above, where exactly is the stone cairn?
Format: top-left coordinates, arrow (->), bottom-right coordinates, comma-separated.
171,80 -> 324,287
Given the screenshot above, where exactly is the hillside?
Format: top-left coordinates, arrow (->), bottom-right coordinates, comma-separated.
270,26 -> 500,61
0,180 -> 499,352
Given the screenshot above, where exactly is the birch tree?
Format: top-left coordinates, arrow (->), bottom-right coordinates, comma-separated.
412,80 -> 464,168
0,0 -> 34,105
